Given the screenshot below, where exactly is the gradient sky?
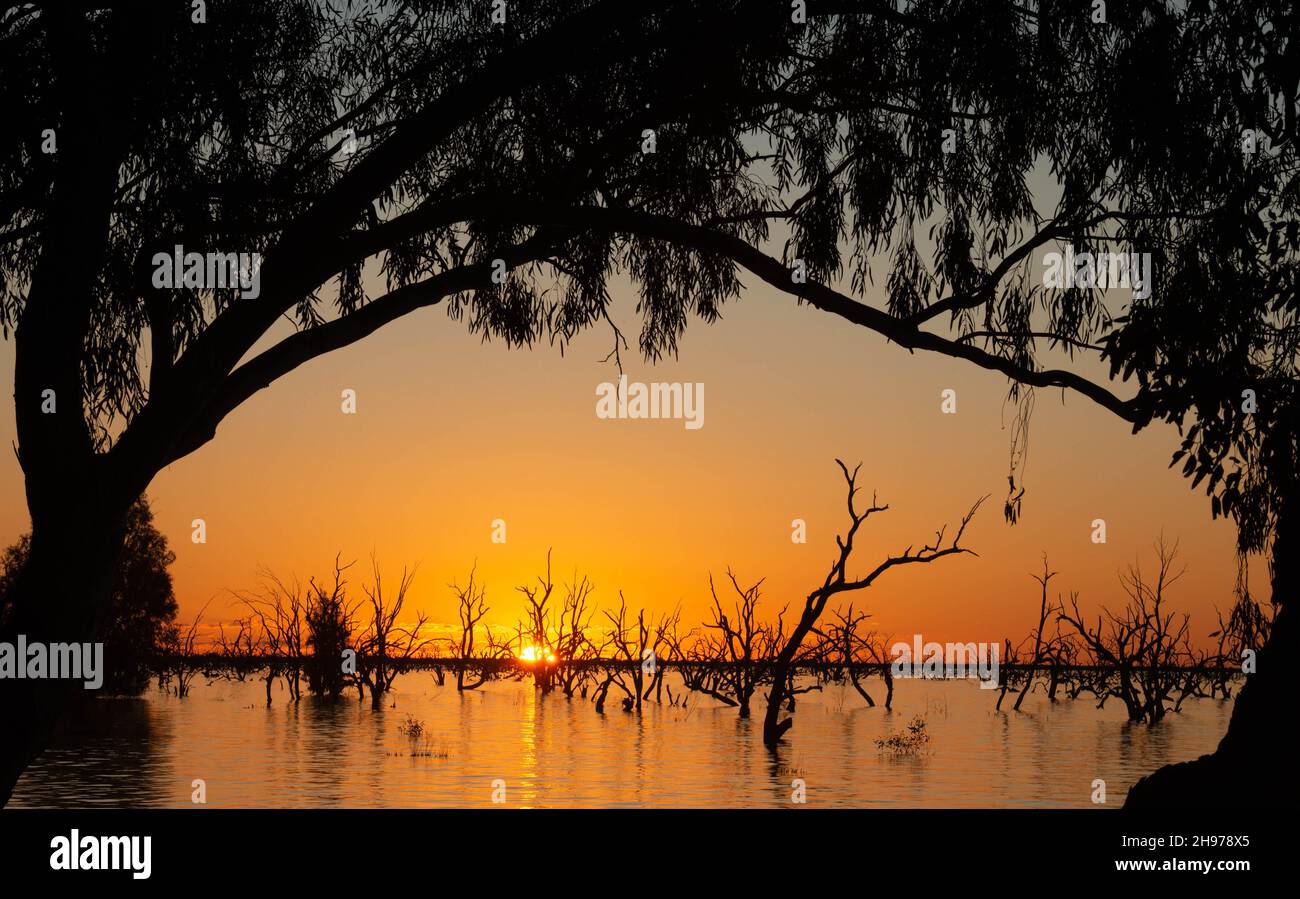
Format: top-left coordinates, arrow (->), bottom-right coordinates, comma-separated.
0,260 -> 1249,652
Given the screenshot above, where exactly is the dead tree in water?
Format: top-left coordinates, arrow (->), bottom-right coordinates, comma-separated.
865,632 -> 896,710
821,604 -> 882,708
158,603 -> 208,698
777,613 -> 826,713
241,569 -> 306,705
701,571 -> 779,718
659,617 -> 695,708
1012,556 -> 1066,711
1058,539 -> 1194,723
640,606 -> 680,705
356,558 -> 433,709
993,637 -> 1019,711
516,551 -> 559,693
591,594 -> 643,713
452,564 -> 493,691
304,556 -> 358,701
1040,616 -> 1076,702
670,627 -> 741,710
215,616 -> 261,683
762,460 -> 983,747
553,570 -> 597,698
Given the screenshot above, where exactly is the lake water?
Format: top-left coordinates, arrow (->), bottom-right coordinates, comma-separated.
9,674 -> 1232,808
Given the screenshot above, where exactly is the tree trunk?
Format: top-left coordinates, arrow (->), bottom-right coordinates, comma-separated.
763,611 -> 820,746
0,495 -> 129,805
1125,492 -> 1298,807
0,7 -> 139,806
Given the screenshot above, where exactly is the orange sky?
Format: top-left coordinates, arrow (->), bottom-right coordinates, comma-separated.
0,266 -> 1249,652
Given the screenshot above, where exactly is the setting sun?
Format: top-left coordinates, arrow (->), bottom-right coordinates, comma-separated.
517,646 -> 557,664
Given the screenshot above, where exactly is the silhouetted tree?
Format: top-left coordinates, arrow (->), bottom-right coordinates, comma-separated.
0,496 -> 178,695
215,615 -> 261,683
355,557 -> 433,709
553,570 -> 597,699
671,626 -> 743,711
763,461 -> 982,746
516,551 -> 560,693
239,568 -> 307,704
303,557 -> 357,701
591,593 -> 658,714
1011,556 -> 1066,712
640,606 -> 680,705
451,564 -> 495,691
1058,539 -> 1195,724
864,631 -> 897,711
158,603 -> 207,699
821,604 -> 880,708
701,571 -> 780,718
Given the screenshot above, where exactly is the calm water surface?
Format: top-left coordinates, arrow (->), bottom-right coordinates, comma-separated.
11,675 -> 1231,808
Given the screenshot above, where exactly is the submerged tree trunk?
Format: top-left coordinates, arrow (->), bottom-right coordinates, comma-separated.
1125,493 -> 1298,807
763,614 -> 817,747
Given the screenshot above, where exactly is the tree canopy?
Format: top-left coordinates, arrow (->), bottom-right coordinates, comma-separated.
1,0 -> 1296,549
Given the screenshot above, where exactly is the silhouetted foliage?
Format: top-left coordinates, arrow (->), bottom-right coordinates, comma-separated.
304,557 -> 358,701
0,497 -> 178,695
